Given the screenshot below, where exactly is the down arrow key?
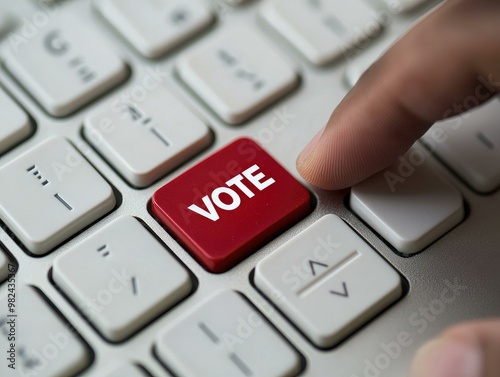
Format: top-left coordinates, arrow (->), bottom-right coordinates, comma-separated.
330,282 -> 349,298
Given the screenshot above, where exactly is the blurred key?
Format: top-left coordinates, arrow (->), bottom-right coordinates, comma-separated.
261,0 -> 384,66
422,99 -> 500,193
176,26 -> 299,124
0,286 -> 90,377
96,0 -> 214,58
3,13 -> 128,116
156,291 -> 302,377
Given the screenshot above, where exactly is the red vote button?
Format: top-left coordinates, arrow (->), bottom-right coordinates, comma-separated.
152,138 -> 312,273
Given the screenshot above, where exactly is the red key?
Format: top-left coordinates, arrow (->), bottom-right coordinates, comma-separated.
152,138 -> 312,273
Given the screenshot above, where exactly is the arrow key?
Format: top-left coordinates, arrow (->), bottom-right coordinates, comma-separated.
255,214 -> 402,348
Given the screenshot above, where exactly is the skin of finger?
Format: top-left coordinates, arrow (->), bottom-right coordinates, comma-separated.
411,338 -> 483,377
297,0 -> 500,190
411,319 -> 500,377
440,320 -> 500,377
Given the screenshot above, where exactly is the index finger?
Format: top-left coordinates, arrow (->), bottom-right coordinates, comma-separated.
296,0 -> 500,190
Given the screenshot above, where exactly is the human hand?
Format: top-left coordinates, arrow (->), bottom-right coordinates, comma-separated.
296,0 -> 500,190
296,0 -> 500,376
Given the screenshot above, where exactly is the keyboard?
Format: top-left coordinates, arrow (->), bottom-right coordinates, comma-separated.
1,0 -> 499,376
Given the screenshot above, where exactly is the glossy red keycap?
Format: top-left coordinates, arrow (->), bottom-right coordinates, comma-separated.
152,138 -> 312,273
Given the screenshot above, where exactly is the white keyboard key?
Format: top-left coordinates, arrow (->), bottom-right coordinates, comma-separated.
350,147 -> 464,254
0,137 -> 115,255
261,0 -> 383,66
176,26 -> 299,124
96,0 -> 213,58
102,364 -> 149,377
156,290 -> 302,377
0,286 -> 90,377
255,214 -> 402,348
84,86 -> 211,188
53,216 -> 192,342
0,248 -> 10,283
0,88 -> 31,155
383,0 -> 434,13
422,99 -> 500,193
3,14 -> 128,116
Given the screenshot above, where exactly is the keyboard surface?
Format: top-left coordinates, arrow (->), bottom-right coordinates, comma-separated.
0,1 -> 499,376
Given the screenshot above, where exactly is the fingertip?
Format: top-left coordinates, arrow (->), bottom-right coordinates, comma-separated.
297,125 -> 326,167
296,126 -> 348,191
411,338 -> 483,377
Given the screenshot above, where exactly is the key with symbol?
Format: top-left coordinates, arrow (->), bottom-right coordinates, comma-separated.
53,216 -> 192,342
255,214 -> 402,348
96,0 -> 214,58
422,98 -> 500,193
155,290 -> 303,377
2,12 -> 128,116
0,137 -> 115,255
176,25 -> 299,124
84,85 -> 211,188
261,0 -> 384,66
152,138 -> 312,273
0,286 -> 91,377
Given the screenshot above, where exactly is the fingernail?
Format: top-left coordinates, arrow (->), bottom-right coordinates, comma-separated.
411,338 -> 483,377
297,125 -> 326,165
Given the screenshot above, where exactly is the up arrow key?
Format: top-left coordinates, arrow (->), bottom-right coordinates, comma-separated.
330,282 -> 349,298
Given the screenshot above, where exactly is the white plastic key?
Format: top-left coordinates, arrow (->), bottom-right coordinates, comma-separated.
261,0 -> 384,66
0,137 -> 116,255
350,147 -> 464,254
422,99 -> 500,193
176,25 -> 299,124
0,286 -> 90,377
3,13 -> 128,116
96,0 -> 213,58
84,85 -> 211,188
0,87 -> 31,155
255,214 -> 402,348
156,290 -> 302,377
53,216 -> 192,342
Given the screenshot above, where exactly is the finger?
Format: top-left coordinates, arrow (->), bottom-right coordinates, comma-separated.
411,319 -> 500,377
297,0 -> 500,190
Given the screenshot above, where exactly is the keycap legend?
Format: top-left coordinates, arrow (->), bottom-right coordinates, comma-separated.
152,138 -> 312,273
